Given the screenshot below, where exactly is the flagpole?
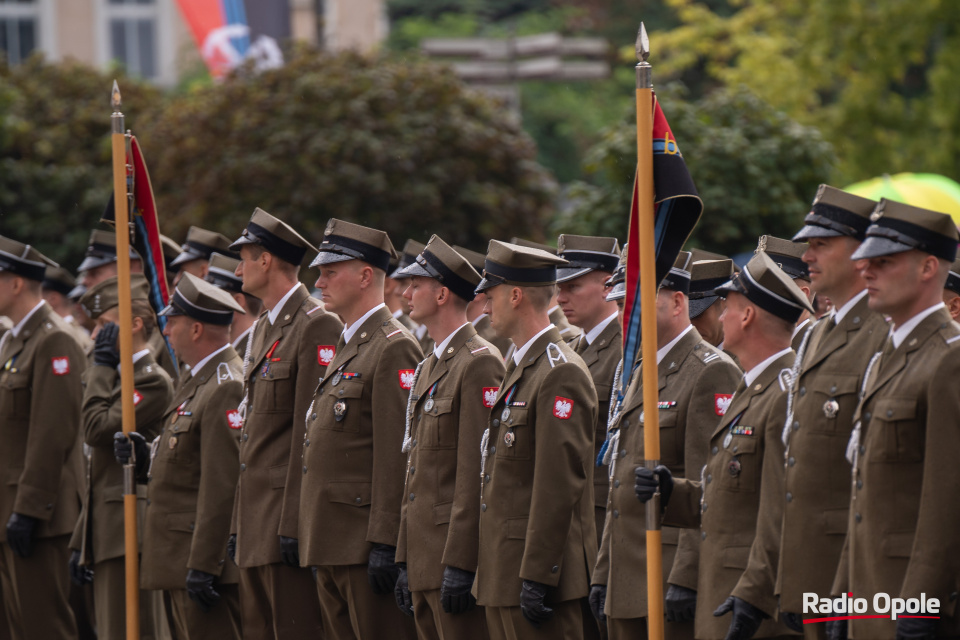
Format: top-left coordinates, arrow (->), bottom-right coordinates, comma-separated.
635,23 -> 664,640
111,80 -> 140,640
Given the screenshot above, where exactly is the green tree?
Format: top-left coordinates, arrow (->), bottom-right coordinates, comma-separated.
0,56 -> 160,268
553,85 -> 835,254
142,46 -> 556,251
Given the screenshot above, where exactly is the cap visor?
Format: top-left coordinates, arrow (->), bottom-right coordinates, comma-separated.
475,276 -> 502,294
78,255 -> 116,272
309,251 -> 356,269
688,295 -> 719,319
792,225 -> 843,242
395,262 -> 432,279
605,284 -> 626,302
556,267 -> 592,283
67,284 -> 86,301
228,236 -> 255,253
713,280 -> 738,298
850,236 -> 914,261
170,249 -> 203,267
158,304 -> 182,318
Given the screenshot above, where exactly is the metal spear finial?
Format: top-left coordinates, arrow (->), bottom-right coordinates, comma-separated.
636,23 -> 649,63
111,80 -> 122,110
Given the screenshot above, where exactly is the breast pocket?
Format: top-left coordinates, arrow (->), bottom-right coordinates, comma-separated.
718,435 -> 759,493
866,398 -> 922,463
255,361 -> 294,414
165,416 -> 198,465
417,397 -> 456,449
321,379 -> 364,433
808,373 -> 859,434
496,407 -> 532,461
658,410 -> 682,467
0,372 -> 31,419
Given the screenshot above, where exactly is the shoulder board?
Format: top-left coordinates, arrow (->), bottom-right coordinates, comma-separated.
938,321 -> 960,343
464,335 -> 490,356
691,340 -> 730,366
777,368 -> 794,392
947,333 -> 960,345
381,319 -> 409,339
546,341 -> 568,368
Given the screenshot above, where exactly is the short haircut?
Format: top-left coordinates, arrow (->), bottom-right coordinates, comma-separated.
521,284 -> 556,312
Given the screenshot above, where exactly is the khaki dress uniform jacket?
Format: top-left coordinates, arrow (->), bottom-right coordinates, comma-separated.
776,295 -> 887,614
593,328 -> 740,623
474,326 -> 598,612
832,307 -> 960,639
664,351 -> 798,640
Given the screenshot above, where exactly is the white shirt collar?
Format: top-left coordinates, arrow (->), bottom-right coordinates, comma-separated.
792,317 -> 810,340
513,324 -> 554,366
267,283 -> 301,325
11,300 -> 45,337
231,325 -> 253,350
433,323 -> 470,359
415,324 -> 429,340
190,343 -> 230,377
891,302 -> 945,348
117,348 -> 151,373
744,347 -> 792,388
656,324 -> 693,365
833,289 -> 869,325
548,304 -> 560,316
583,312 -> 619,346
392,308 -> 403,319
343,303 -> 387,344
471,313 -> 488,327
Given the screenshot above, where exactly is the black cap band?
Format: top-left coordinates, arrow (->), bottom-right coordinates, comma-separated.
725,270 -> 805,323
482,259 -> 556,284
557,250 -> 619,273
0,252 -> 46,281
205,271 -> 243,294
320,234 -> 392,272
689,275 -> 731,297
660,268 -> 691,295
245,222 -> 307,265
946,270 -> 960,296
804,202 -> 872,240
43,277 -> 73,296
766,254 -> 809,280
867,217 -> 958,262
171,290 -> 234,325
418,251 -> 477,301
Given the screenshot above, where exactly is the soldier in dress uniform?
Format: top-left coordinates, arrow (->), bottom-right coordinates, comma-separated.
114,273 -> 247,639
755,236 -> 814,351
392,235 -> 504,640
0,236 -> 87,640
941,256 -> 960,320
635,251 -> 812,640
386,239 -> 425,334
591,252 -> 740,640
168,226 -> 238,283
473,240 -> 598,640
299,219 -> 421,640
509,238 -> 581,342
43,266 -> 93,352
226,207 -> 341,640
70,274 -> 173,640
204,252 -> 261,357
830,199 -> 960,640
160,235 -> 182,289
688,259 -> 735,351
453,245 -> 513,357
772,186 -> 887,638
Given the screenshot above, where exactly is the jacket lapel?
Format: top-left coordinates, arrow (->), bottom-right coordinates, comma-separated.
423,324 -> 476,390
0,303 -> 50,365
497,326 -> 561,402
320,306 -> 391,385
803,295 -> 873,370
580,319 -> 621,368
711,351 -> 792,438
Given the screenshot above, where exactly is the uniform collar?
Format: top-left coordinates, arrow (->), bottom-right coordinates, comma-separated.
792,317 -> 810,340
10,300 -> 45,337
891,302 -> 945,348
583,312 -> 618,346
657,324 -> 693,365
832,288 -> 868,325
267,282 -> 302,325
744,347 -> 792,388
433,322 -> 470,359
190,343 -> 230,377
343,302 -> 387,344
513,324 -> 554,366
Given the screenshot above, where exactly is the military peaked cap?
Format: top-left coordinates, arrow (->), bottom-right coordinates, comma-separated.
757,235 -> 809,280
79,274 -> 150,319
0,235 -> 58,282
171,226 -> 237,267
688,259 -> 734,319
793,184 -> 878,242
42,266 -> 77,296
78,229 -> 140,273
476,240 -> 568,293
310,219 -> 398,272
661,251 -> 692,294
389,239 -> 426,279
397,235 -> 482,301
230,207 -> 318,266
205,252 -> 244,295
556,234 -> 620,283
851,199 -> 959,262
716,252 -> 814,323
160,272 -> 244,325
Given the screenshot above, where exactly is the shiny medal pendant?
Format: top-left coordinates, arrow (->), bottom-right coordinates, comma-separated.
823,399 -> 840,419
332,371 -> 342,386
168,436 -> 178,450
424,398 -> 435,412
501,407 -> 511,422
333,400 -> 347,422
171,413 -> 178,424
504,430 -> 516,447
723,432 -> 733,449
639,410 -> 645,425
728,457 -> 741,477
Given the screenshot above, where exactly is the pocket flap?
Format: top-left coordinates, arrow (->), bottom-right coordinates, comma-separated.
1,373 -> 29,390
327,482 -> 372,507
809,373 -> 860,397
327,379 -> 364,400
506,516 -> 528,540
659,410 -> 680,428
166,512 -> 195,532
263,361 -> 292,380
502,407 -> 528,427
433,501 -> 453,525
730,436 -> 757,454
426,397 -> 454,416
874,398 -> 918,422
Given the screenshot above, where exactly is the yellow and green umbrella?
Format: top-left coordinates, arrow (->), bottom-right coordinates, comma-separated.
845,173 -> 960,225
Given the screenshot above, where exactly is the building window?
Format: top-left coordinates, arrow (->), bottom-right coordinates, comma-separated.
0,0 -> 38,66
107,0 -> 157,78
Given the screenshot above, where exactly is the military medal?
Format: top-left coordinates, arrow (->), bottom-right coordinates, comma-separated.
424,398 -> 435,412
169,436 -> 178,450
332,371 -> 343,386
504,430 -> 515,447
424,381 -> 439,412
639,410 -> 645,425
723,432 -> 733,449
728,458 -> 741,477
501,407 -> 511,422
333,400 -> 347,422
823,399 -> 840,419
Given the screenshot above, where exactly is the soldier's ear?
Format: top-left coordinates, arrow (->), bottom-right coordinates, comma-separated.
946,294 -> 960,321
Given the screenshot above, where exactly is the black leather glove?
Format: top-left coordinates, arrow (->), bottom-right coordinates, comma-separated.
279,536 -> 300,567
394,563 -> 414,617
69,549 -> 94,586
825,618 -> 848,640
227,534 -> 237,565
6,513 -> 38,558
713,595 -> 769,640
114,431 -> 149,481
367,543 -> 400,595
635,464 -> 673,506
781,611 -> 804,634
665,584 -> 697,623
520,579 -> 553,628
93,322 -> 121,368
588,584 -> 607,623
896,617 -> 937,640
440,565 -> 476,614
186,569 -> 221,612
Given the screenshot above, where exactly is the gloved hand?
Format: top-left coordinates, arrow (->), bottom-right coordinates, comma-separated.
279,536 -> 300,567
186,569 -> 221,612
665,584 -> 697,623
6,513 -> 38,558
227,534 -> 237,565
520,580 -> 553,628
367,544 -> 400,595
440,565 -> 476,614
93,322 -> 121,368
113,431 -> 149,481
394,563 -> 414,617
896,616 -> 937,639
588,584 -> 607,623
781,611 -> 804,633
713,596 -> 769,640
825,618 -> 848,640
635,464 -> 673,506
68,549 -> 94,586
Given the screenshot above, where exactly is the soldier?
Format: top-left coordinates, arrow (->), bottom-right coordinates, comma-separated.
161,234 -> 182,288
509,237 -> 581,341
830,199 -> 960,640
756,236 -> 814,351
0,236 -> 87,639
227,208 -> 341,640
70,274 -> 173,640
554,234 -> 622,551
591,253 -> 741,640
636,252 -> 813,640
168,226 -> 237,283
773,186 -> 887,637
453,245 -> 513,357
688,259 -> 735,350
204,252 -> 261,356
473,240 -> 598,639
300,219 -> 421,640
392,235 -> 504,639
386,239 -> 425,333
942,256 -> 960,320
43,266 -> 93,352
114,273 -> 247,639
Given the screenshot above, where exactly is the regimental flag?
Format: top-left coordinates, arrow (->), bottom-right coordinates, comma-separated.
621,94 -> 703,391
